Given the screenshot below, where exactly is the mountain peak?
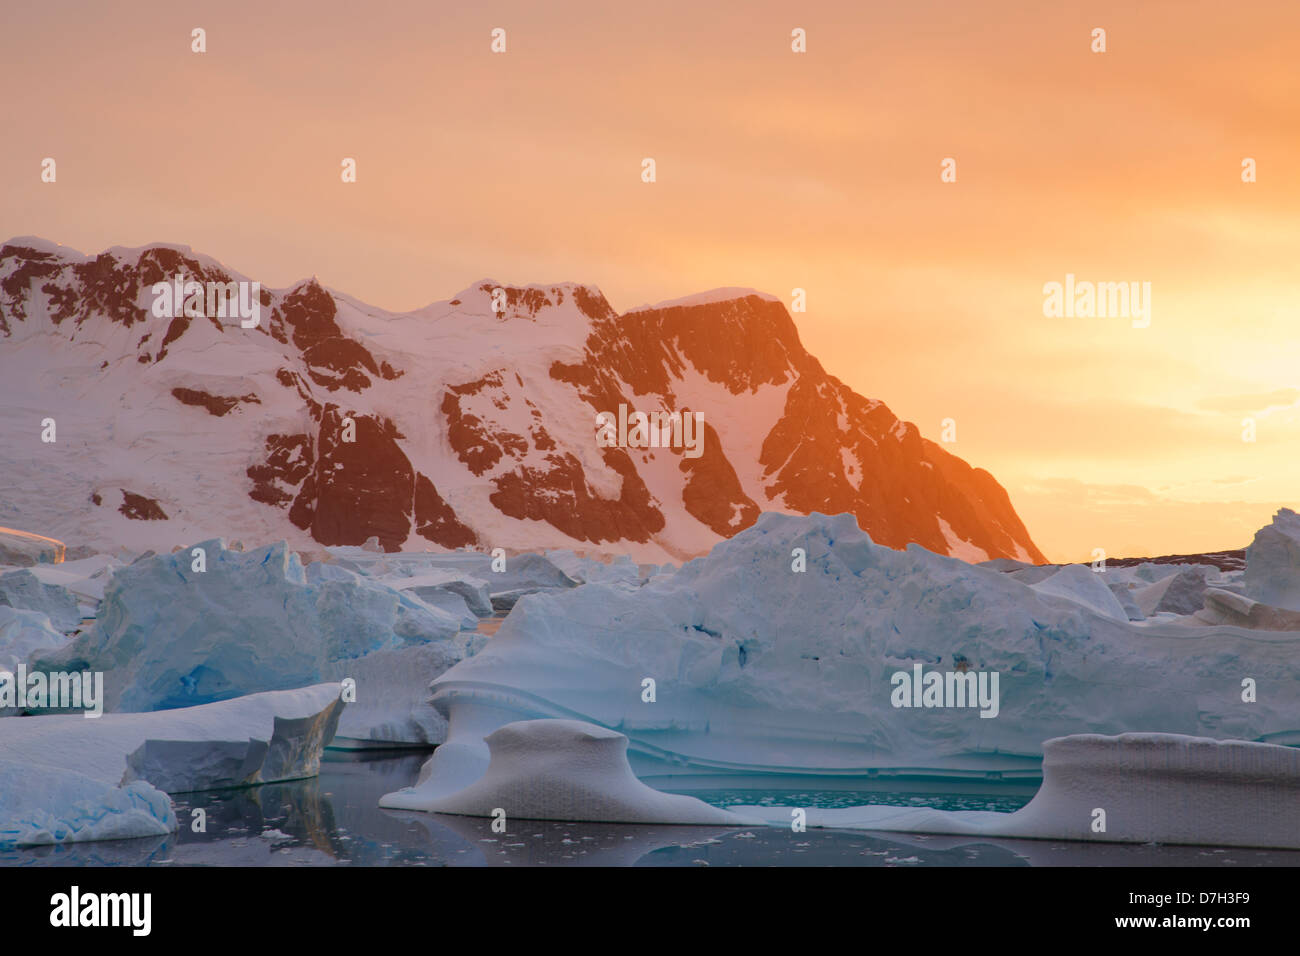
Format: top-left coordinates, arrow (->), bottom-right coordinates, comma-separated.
437,280 -> 615,324
0,235 -> 74,258
0,239 -> 1046,565
626,287 -> 781,314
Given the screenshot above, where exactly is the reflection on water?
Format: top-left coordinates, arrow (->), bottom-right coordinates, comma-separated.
3,752 -> 1298,867
673,789 -> 1032,813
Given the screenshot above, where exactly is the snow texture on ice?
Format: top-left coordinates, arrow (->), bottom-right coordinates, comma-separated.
0,683 -> 343,792
1134,567 -> 1209,617
0,569 -> 82,632
0,761 -> 175,848
33,539 -> 462,712
731,733 -> 1300,849
381,718 -> 752,825
25,553 -> 123,605
0,605 -> 68,673
0,527 -> 64,567
409,512 -> 1300,796
1243,508 -> 1300,612
322,643 -> 457,746
1029,564 -> 1127,621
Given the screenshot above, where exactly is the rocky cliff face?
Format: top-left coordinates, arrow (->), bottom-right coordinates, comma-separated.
0,238 -> 1045,563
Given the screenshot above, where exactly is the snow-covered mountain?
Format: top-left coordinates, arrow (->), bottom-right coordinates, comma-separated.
0,237 -> 1045,563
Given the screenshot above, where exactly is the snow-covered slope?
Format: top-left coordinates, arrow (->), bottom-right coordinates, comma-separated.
0,237 -> 1045,564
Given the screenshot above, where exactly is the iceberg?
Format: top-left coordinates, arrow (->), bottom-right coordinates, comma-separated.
388,568 -> 493,622
0,527 -> 65,567
24,554 -> 123,617
1195,587 -> 1300,631
1028,564 -> 1127,621
0,605 -> 68,675
405,512 -> 1300,796
731,733 -> 1300,849
0,762 -> 175,849
337,549 -> 580,607
436,551 -> 581,595
0,569 -> 82,633
0,683 -> 343,792
1243,507 -> 1300,612
383,721 -> 1300,849
33,539 -> 462,712
544,550 -> 646,588
1105,581 -> 1145,621
1133,567 -> 1209,617
381,719 -> 752,825
323,643 -> 458,747
403,587 -> 479,630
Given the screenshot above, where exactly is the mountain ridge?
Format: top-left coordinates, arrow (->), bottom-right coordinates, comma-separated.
0,237 -> 1046,565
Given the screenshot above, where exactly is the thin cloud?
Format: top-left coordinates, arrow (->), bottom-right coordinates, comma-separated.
1197,388 -> 1300,414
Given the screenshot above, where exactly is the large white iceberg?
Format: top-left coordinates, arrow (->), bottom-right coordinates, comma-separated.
382,719 -> 1300,849
382,718 -> 750,825
406,512 -> 1300,797
33,539 -> 462,712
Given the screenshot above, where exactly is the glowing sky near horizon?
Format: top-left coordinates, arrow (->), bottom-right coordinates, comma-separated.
2,0 -> 1297,561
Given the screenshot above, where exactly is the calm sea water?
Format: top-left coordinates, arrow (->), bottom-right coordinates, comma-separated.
4,752 -> 1297,867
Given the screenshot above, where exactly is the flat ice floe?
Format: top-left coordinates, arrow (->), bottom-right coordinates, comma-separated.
732,733 -> 1300,849
23,553 -> 124,606
0,683 -> 341,847
381,719 -> 752,825
382,721 -> 1299,849
0,526 -> 65,567
0,683 -> 343,791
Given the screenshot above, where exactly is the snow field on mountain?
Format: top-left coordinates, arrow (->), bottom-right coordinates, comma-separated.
1,238 -> 1049,564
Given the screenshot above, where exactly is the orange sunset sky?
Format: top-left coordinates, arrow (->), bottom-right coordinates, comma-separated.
2,0 -> 1296,563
